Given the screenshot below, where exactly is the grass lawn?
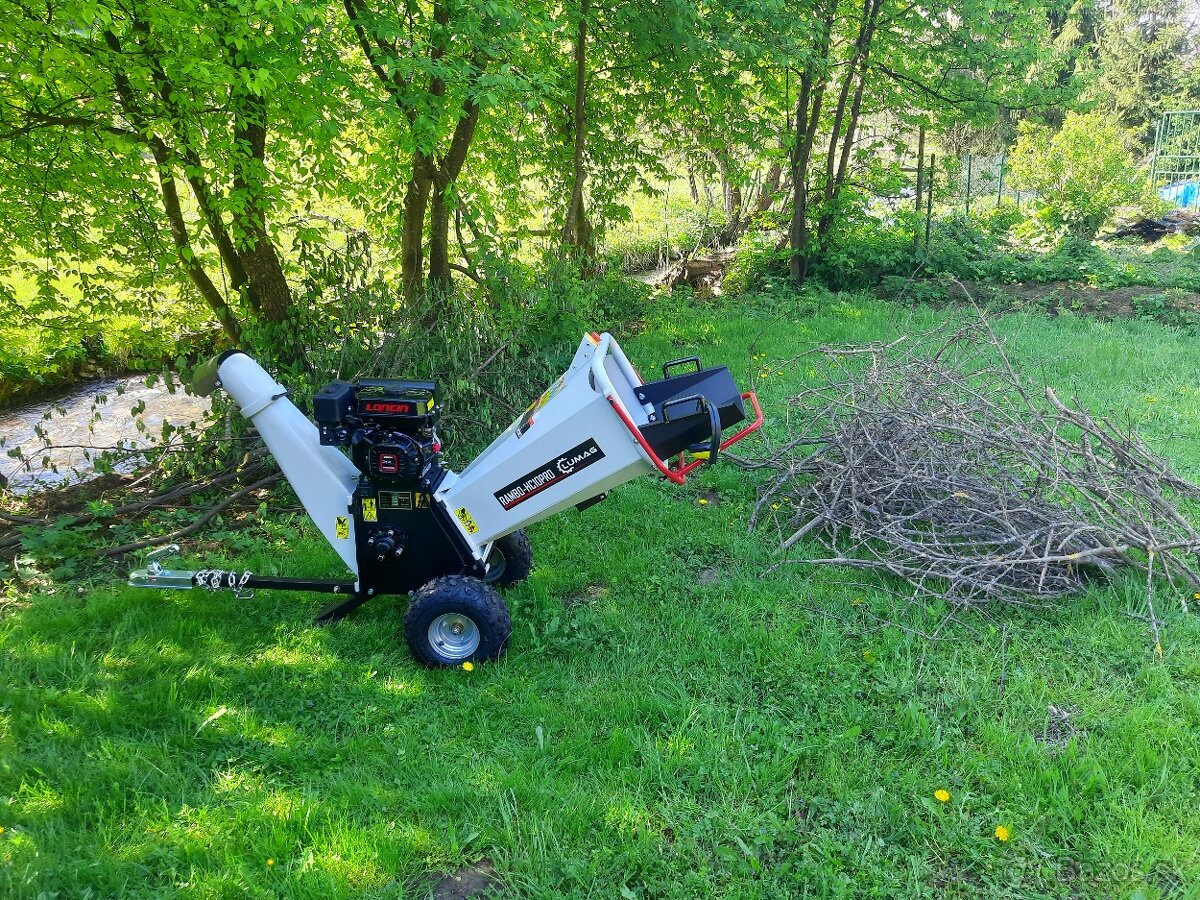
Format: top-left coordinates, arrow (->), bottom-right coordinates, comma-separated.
3,294 -> 1200,898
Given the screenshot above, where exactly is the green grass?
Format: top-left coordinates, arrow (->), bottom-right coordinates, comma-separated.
4,294 -> 1200,897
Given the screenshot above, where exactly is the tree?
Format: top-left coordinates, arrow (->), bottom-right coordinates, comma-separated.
1087,0 -> 1200,142
0,0 -> 353,342
782,0 -> 1073,283
342,0 -> 553,299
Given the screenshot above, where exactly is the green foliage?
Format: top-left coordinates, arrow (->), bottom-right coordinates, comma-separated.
0,266 -> 212,404
0,0 -> 357,340
1008,113 -> 1149,241
814,211 -> 923,290
1130,290 -> 1200,332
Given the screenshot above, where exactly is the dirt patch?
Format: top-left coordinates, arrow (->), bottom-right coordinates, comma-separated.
18,472 -> 135,518
564,582 -> 609,607
698,567 -> 722,585
878,276 -> 1200,321
430,859 -> 501,899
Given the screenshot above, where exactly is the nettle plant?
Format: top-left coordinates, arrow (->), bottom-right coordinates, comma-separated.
1008,112 -> 1150,242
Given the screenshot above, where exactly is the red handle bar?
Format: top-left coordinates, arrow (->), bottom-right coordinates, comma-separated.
605,391 -> 763,486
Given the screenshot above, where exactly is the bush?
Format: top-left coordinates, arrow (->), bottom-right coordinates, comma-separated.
1008,112 -> 1148,241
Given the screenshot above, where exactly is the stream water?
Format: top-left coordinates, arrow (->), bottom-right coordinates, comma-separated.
0,376 -> 212,495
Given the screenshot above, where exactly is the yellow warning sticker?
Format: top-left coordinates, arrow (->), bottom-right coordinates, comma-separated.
414,492 -> 430,509
335,516 -> 350,539
454,506 -> 479,535
362,498 -> 378,522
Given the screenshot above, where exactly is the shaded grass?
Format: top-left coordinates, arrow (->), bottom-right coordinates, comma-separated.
2,295 -> 1200,897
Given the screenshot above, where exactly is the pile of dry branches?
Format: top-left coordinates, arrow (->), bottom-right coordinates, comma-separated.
746,318 -> 1200,640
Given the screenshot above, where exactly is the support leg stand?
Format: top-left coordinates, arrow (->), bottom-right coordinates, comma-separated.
314,592 -> 372,625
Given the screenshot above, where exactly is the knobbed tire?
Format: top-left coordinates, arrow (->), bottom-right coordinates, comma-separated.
485,529 -> 534,587
404,575 -> 512,667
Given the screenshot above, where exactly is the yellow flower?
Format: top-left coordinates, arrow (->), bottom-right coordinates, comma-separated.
698,498 -> 709,505
462,661 -> 475,672
1146,395 -> 1158,404
267,858 -> 275,867
934,789 -> 950,803
994,825 -> 1010,842
760,372 -> 769,379
771,503 -> 780,510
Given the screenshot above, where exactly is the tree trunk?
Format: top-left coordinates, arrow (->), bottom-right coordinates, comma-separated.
817,1 -> 881,243
428,97 -> 482,294
124,20 -> 256,312
789,60 -> 828,284
152,146 -> 241,342
428,181 -> 453,293
822,0 -> 881,206
403,161 -> 434,302
789,74 -> 813,284
104,27 -> 243,339
343,0 -> 485,302
232,106 -> 294,322
756,161 -> 783,214
561,0 -> 595,265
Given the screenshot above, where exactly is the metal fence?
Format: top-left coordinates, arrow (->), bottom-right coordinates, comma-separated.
1151,110 -> 1200,208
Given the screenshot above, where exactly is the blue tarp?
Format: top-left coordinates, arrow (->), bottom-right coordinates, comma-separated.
1159,179 -> 1199,207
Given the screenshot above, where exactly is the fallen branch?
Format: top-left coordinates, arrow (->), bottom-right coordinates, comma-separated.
96,473 -> 282,558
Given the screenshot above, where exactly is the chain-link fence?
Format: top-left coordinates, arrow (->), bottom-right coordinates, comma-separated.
940,153 -> 1035,215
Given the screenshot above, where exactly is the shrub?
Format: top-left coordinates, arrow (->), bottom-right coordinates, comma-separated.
1007,112 -> 1148,241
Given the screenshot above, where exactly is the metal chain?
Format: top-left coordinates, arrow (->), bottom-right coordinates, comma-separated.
195,569 -> 253,594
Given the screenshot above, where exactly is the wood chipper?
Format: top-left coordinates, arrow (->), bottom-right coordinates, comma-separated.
129,332 -> 762,666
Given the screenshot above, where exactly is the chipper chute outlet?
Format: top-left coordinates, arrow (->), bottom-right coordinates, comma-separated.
129,332 -> 763,666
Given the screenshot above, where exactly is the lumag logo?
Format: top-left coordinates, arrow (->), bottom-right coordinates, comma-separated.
494,438 -> 605,510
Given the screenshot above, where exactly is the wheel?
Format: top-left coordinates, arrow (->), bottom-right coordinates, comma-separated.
403,575 -> 512,667
484,529 -> 534,587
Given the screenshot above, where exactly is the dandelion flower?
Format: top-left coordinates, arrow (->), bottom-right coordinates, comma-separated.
771,503 -> 780,510
698,498 -> 709,505
994,825 -> 1010,842
267,858 -> 275,867
934,789 -> 950,803
462,661 -> 475,672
